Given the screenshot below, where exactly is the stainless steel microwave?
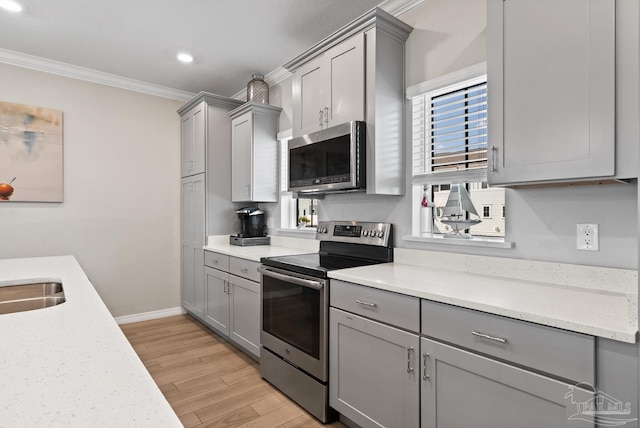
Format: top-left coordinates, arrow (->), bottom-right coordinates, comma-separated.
288,121 -> 366,195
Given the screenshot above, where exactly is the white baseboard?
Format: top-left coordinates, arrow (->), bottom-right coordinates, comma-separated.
115,306 -> 186,325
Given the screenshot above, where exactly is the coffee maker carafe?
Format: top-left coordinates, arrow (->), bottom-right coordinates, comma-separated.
236,207 -> 267,238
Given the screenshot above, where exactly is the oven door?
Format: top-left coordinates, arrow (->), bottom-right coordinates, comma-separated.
258,265 -> 328,382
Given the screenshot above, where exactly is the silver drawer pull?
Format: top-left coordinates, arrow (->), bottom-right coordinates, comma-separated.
472,331 -> 507,344
241,268 -> 249,273
355,299 -> 377,308
490,145 -> 497,172
423,353 -> 430,380
407,347 -> 414,373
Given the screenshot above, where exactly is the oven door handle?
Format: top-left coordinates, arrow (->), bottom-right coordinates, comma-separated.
258,266 -> 324,290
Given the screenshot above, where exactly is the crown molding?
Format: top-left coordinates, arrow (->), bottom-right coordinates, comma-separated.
378,0 -> 429,16
0,48 -> 196,102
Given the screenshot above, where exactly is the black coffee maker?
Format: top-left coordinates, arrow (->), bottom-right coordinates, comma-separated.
236,207 -> 267,238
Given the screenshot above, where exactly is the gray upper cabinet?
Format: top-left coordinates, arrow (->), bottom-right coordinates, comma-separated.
180,102 -> 206,178
292,33 -> 365,137
229,102 -> 282,203
487,0 -> 616,185
285,8 -> 413,195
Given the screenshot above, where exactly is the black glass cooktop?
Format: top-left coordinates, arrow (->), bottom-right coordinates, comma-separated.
260,252 -> 385,278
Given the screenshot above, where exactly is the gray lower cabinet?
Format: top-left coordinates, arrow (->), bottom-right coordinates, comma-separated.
420,337 -> 594,428
204,266 -> 229,335
204,252 -> 260,359
228,275 -> 260,356
329,307 -> 420,428
181,174 -> 205,319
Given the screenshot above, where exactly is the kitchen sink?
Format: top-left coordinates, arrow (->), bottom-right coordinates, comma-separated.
0,282 -> 66,315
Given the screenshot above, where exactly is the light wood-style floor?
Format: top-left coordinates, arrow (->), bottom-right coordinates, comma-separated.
121,314 -> 346,428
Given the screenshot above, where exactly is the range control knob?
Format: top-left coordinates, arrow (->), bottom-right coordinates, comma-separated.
362,230 -> 369,237
377,230 -> 384,238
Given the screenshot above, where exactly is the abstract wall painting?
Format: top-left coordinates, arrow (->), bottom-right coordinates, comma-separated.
0,101 -> 63,202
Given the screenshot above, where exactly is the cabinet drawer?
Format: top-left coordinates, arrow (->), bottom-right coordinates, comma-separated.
229,257 -> 260,282
204,251 -> 229,271
330,280 -> 419,333
421,300 -> 595,384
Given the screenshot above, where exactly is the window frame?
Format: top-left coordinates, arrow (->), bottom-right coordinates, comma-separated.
407,63 -> 512,248
277,130 -> 319,234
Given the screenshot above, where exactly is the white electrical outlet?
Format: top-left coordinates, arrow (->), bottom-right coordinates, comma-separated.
577,224 -> 599,251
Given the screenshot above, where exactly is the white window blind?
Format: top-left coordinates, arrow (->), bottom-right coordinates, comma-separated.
412,76 -> 487,185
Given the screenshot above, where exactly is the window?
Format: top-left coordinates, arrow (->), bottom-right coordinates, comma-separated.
410,63 -> 505,239
279,133 -> 319,229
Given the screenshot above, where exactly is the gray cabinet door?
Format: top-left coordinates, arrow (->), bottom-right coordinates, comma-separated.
229,275 -> 260,358
487,0 -> 615,185
330,308 -> 419,428
181,175 -> 205,319
180,102 -> 205,177
421,337 -> 595,428
204,267 -> 230,336
325,32 -> 365,128
181,174 -> 205,247
181,245 -> 195,311
292,55 -> 326,137
292,33 -> 365,138
231,112 -> 253,202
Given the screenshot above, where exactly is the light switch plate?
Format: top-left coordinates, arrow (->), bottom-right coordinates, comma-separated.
577,224 -> 599,251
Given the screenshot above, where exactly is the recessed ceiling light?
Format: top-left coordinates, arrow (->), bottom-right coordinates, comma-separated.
0,0 -> 23,12
176,52 -> 194,63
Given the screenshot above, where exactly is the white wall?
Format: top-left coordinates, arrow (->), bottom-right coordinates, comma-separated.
0,63 -> 184,317
269,0 -> 638,270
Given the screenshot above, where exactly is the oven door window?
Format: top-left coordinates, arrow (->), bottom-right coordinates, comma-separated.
262,274 -> 321,359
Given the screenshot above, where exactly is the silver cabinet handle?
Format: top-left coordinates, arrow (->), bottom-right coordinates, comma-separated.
407,347 -> 414,373
324,106 -> 329,127
223,281 -> 228,294
490,146 -> 497,172
355,299 -> 377,308
423,353 -> 430,380
319,110 -> 324,127
227,281 -> 232,295
472,331 -> 507,344
240,267 -> 249,273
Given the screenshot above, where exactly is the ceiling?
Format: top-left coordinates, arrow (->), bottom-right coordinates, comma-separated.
0,0 -> 414,99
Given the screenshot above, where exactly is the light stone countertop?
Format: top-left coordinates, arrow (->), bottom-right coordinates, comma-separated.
329,252 -> 638,344
0,256 -> 182,428
203,235 -> 319,262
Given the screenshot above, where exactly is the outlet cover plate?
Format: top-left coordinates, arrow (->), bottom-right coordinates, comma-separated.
577,223 -> 599,251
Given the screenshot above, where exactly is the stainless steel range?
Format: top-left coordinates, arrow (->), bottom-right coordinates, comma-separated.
258,221 -> 393,422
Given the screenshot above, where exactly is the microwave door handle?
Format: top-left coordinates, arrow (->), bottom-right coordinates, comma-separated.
258,266 -> 323,290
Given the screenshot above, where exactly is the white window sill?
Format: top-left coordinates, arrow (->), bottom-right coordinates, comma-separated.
403,234 -> 514,249
272,227 -> 318,239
